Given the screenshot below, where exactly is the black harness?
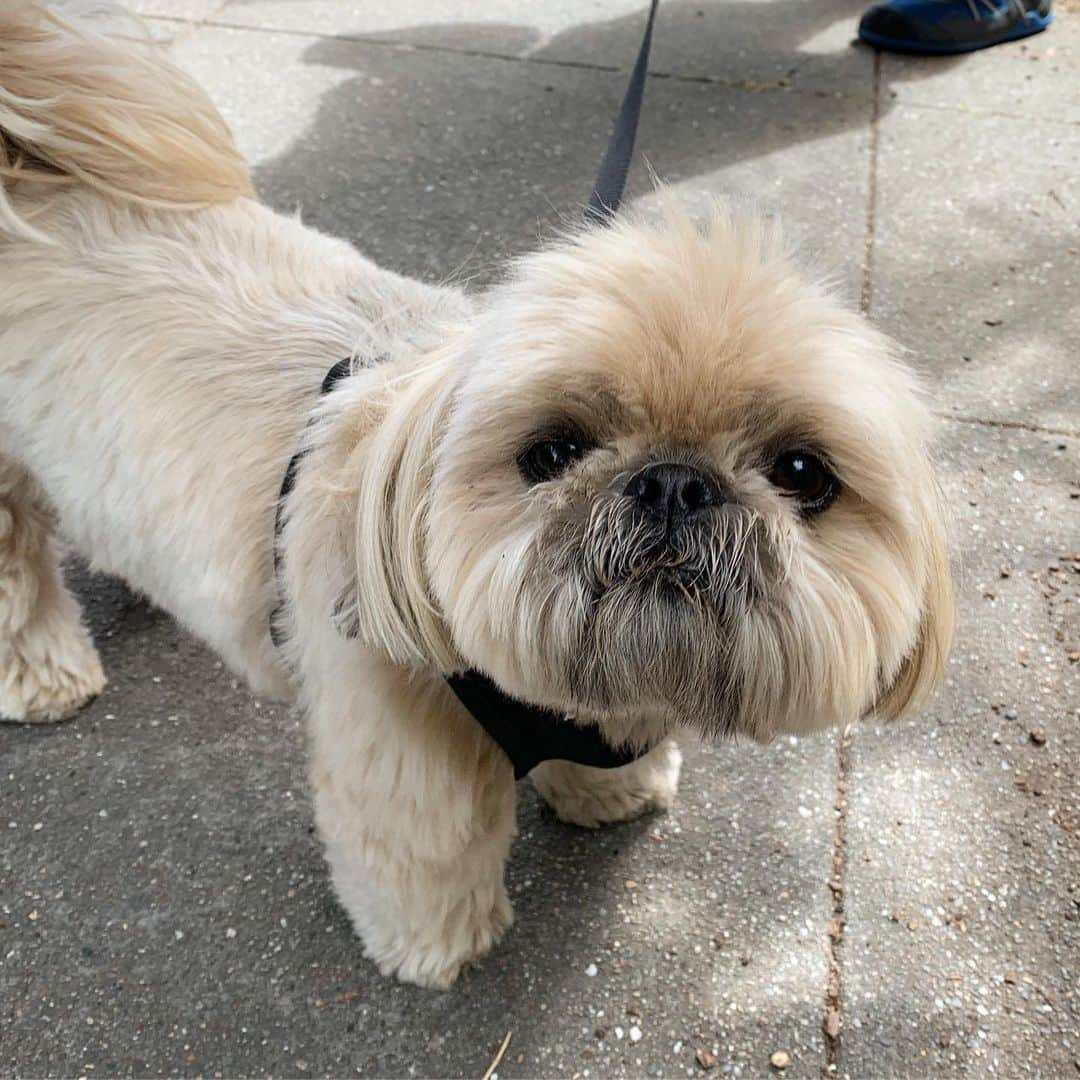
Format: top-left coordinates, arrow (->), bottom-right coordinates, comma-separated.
273,1 -> 660,780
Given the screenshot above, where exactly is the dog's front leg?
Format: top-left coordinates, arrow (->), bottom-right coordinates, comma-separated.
307,658 -> 516,989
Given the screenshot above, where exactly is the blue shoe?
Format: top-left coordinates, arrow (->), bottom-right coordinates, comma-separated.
858,0 -> 1053,54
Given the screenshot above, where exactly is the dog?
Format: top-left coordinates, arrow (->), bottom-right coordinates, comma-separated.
0,2 -> 952,988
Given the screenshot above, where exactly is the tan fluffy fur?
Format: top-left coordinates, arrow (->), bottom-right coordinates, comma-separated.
0,2 -> 952,988
0,0 -> 252,240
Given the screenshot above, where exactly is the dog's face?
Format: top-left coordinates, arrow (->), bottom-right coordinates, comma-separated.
353,204 -> 952,745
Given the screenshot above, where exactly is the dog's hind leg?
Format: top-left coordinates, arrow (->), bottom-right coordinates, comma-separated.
530,735 -> 682,828
0,458 -> 105,723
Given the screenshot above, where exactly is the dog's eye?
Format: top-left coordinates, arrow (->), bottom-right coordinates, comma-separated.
769,450 -> 839,512
518,433 -> 590,485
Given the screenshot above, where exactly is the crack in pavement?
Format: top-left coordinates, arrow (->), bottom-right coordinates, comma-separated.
825,49 -> 881,1079
939,412 -> 1079,439
156,13 -> 802,93
823,729 -> 851,1078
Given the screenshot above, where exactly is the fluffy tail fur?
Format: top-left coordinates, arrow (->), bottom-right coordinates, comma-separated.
0,0 -> 253,240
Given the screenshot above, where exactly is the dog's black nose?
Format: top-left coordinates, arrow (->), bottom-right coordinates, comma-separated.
623,462 -> 722,528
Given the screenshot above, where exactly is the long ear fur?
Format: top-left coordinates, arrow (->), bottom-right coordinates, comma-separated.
338,349 -> 462,673
873,484 -> 955,721
0,0 -> 252,240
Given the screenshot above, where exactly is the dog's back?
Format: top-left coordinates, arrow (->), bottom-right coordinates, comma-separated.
0,2 -> 468,698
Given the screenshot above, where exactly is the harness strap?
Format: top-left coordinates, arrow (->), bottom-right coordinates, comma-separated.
446,671 -> 641,780
270,356 -> 354,648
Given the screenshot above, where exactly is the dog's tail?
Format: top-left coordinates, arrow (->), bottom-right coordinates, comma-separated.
0,1 -> 253,240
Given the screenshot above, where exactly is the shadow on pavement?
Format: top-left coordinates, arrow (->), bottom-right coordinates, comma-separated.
250,0 -> 956,283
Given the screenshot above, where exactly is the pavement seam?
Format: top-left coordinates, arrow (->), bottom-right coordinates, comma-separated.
823,729 -> 851,1079
885,98 -> 1080,128
823,49 -> 881,1080
143,14 -> 806,94
149,2 -> 234,47
858,52 -> 881,315
144,13 -> 1080,127
938,413 -> 1079,438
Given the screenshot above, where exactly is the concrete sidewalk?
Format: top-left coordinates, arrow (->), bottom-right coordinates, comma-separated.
2,1 -> 1077,1077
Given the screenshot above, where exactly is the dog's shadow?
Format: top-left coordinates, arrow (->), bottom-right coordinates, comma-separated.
248,0 -> 959,287
245,1 -> 1073,442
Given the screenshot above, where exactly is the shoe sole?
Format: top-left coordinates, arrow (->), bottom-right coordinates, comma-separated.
859,11 -> 1052,54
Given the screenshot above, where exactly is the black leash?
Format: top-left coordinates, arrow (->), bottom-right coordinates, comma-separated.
587,0 -> 660,224
273,3 -> 660,779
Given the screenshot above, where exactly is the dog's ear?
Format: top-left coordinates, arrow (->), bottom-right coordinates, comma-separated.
873,489 -> 954,721
336,346 -> 462,673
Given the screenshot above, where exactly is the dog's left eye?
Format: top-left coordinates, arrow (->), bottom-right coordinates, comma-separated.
769,450 -> 839,512
518,433 -> 590,485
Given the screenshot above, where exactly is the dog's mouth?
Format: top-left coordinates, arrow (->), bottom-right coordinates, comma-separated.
595,561 -> 712,608
565,580 -> 741,733
529,499 -> 776,729
584,511 -> 767,608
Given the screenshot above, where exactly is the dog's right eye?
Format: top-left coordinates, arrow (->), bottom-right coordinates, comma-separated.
769,449 -> 840,514
517,433 -> 590,485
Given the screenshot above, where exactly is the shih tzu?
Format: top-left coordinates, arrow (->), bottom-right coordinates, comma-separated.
0,2 -> 952,988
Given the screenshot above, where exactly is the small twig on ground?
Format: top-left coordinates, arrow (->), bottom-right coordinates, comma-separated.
481,1031 -> 512,1080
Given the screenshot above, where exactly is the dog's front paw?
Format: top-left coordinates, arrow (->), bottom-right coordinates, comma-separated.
532,736 -> 682,828
360,883 -> 513,990
0,625 -> 106,723
327,840 -> 514,989
375,888 -> 513,989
